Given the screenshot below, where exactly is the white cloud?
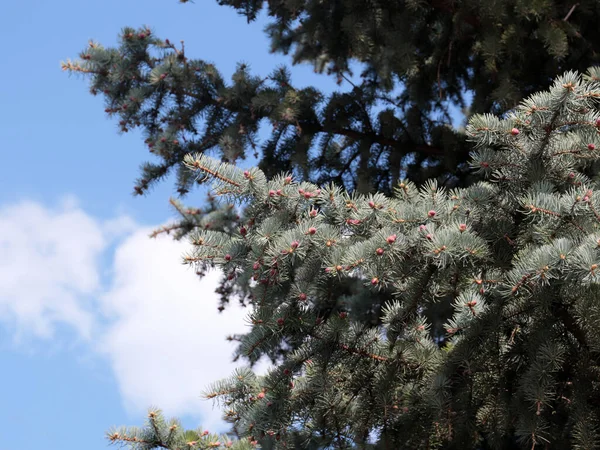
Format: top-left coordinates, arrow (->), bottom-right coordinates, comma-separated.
0,199 -> 116,342
0,198 -> 259,430
97,229 -> 251,430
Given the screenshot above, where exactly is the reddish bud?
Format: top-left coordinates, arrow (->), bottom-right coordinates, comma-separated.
276,189 -> 282,196
308,227 -> 317,235
159,73 -> 166,80
243,170 -> 250,179
386,234 -> 397,244
203,431 -> 209,436
339,311 -> 347,319
376,248 -> 384,256
298,188 -> 304,194
240,226 -> 247,236
269,190 -> 276,197
283,369 -> 290,375
290,240 -> 299,249
569,172 -> 575,179
257,392 -> 265,399
589,143 -> 596,151
304,192 -> 312,199
459,223 -> 467,232
325,267 -> 332,273
224,254 -> 232,261
253,262 -> 260,270
596,118 -> 600,127
277,318 -> 284,326
299,293 -> 307,301
368,200 -> 376,209
309,209 -> 318,218
371,277 -> 379,285
284,176 -> 292,184
426,233 -> 433,240
480,162 -> 490,168
511,128 -> 520,136
428,210 -> 436,217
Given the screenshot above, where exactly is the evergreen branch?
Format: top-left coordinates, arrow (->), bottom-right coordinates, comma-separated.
108,432 -> 169,448
184,254 -> 217,262
150,223 -> 195,238
552,302 -> 589,350
339,343 -> 388,362
188,158 -> 241,187
170,198 -> 190,219
526,204 -> 561,217
563,3 -> 579,22
311,123 -> 446,157
307,330 -> 389,363
587,201 -> 600,223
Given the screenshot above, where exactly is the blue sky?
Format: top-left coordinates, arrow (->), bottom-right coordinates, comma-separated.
0,2 -> 347,449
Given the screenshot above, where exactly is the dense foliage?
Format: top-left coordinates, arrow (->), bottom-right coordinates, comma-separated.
64,1 -> 600,196
109,69 -> 600,448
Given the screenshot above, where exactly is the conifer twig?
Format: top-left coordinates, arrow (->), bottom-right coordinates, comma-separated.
563,3 -> 579,22
189,159 -> 241,187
